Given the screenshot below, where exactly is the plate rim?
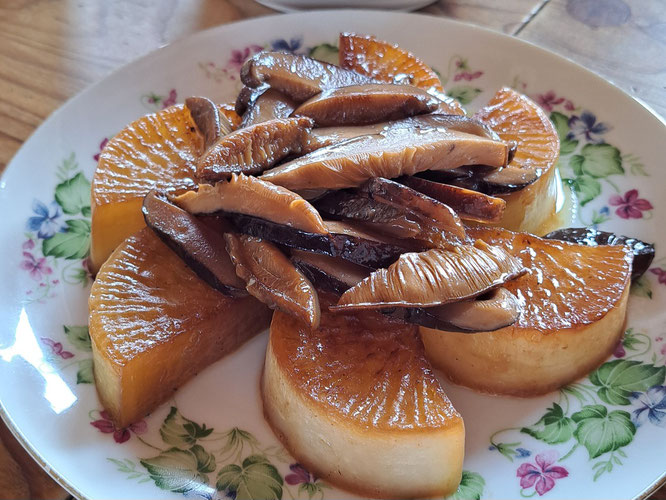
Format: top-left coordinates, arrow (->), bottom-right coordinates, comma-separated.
1,9 -> 665,500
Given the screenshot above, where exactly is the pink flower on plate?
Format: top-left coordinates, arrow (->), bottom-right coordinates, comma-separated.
650,268 -> 666,285
609,189 -> 653,219
285,463 -> 313,485
228,45 -> 263,69
41,338 -> 74,359
517,450 -> 568,496
91,410 -> 147,444
535,91 -> 564,112
20,252 -> 52,281
93,138 -> 109,162
22,240 -> 35,251
161,89 -> 177,109
454,70 -> 483,82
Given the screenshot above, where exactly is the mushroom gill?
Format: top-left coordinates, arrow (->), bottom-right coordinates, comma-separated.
332,240 -> 526,310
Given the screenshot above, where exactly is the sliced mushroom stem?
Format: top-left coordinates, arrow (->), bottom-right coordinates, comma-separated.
225,233 -> 321,329
361,177 -> 466,239
185,97 -> 235,150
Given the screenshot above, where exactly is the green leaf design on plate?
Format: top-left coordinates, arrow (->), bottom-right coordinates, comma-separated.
63,325 -> 91,352
571,405 -> 635,459
589,360 -> 666,405
565,175 -> 601,205
216,455 -> 283,500
622,329 -> 646,351
42,219 -> 91,260
141,448 -> 215,496
577,143 -> 624,178
447,470 -> 485,500
308,43 -> 339,65
550,112 -> 578,155
160,407 -> 214,448
446,86 -> 482,105
630,275 -> 653,299
55,172 -> 91,215
190,445 -> 216,473
76,358 -> 94,384
521,403 -> 575,444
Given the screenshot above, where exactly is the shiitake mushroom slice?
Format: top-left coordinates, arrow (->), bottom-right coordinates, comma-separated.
292,83 -> 439,126
291,249 -> 521,333
225,233 -> 320,329
174,174 -> 328,235
236,86 -> 298,128
291,250 -> 372,296
396,175 -> 506,223
196,117 -> 314,182
222,213 -> 420,269
260,119 -> 509,191
382,288 -> 521,333
417,164 -> 538,196
332,239 -> 526,311
545,227 -> 655,280
141,191 -> 246,296
241,51 -> 375,102
360,177 -> 465,239
185,96 -> 233,149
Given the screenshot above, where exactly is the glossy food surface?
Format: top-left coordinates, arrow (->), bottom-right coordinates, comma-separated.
474,87 -> 559,188
260,120 -> 508,190
338,32 -> 464,116
88,228 -> 271,426
334,240 -> 525,309
241,51 -> 374,102
90,104 -> 203,271
175,173 -> 328,234
225,234 -> 321,328
293,83 -> 439,126
469,226 -> 633,332
269,306 -> 462,431
197,116 -> 314,181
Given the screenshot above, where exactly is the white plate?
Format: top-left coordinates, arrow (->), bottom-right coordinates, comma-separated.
255,0 -> 436,13
1,10 -> 665,500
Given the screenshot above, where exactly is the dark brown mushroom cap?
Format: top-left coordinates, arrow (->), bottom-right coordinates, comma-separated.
225,233 -> 320,328
241,51 -> 375,102
141,190 -> 246,296
185,97 -> 234,150
292,83 -> 439,126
